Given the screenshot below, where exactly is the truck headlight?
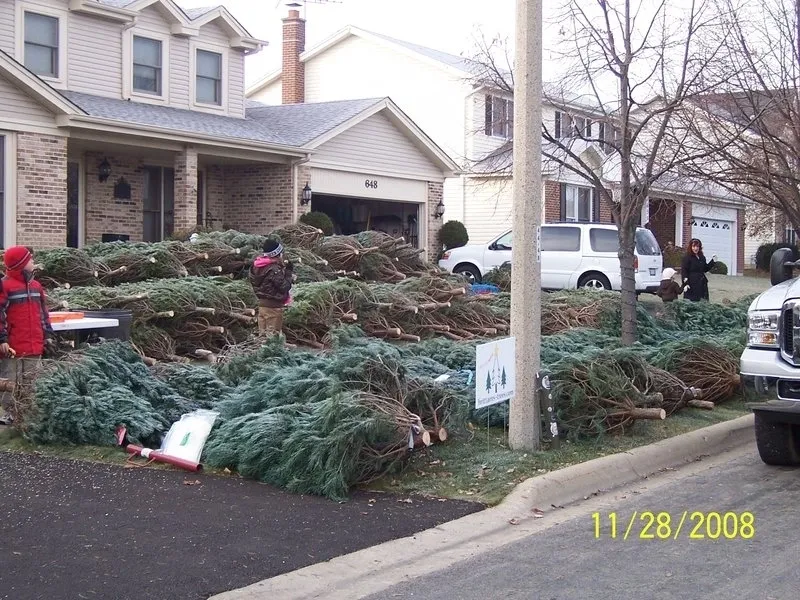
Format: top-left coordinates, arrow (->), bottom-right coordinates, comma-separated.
748,310 -> 780,348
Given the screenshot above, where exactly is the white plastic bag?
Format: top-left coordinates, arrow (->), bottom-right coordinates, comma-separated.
159,409 -> 219,464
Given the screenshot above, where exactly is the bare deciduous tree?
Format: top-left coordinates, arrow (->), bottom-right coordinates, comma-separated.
468,0 -> 730,344
679,0 -> 800,239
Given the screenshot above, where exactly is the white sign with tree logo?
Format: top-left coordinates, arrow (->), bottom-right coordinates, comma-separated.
475,337 -> 516,409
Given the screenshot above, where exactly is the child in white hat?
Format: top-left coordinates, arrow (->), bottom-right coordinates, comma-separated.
656,267 -> 683,302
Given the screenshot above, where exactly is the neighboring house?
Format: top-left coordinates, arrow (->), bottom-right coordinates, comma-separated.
247,18 -> 748,274
0,1 -> 456,256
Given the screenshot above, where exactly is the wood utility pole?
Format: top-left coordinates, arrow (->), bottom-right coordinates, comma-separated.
508,0 -> 543,450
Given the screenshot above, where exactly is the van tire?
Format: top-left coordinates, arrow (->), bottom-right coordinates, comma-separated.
578,272 -> 611,291
454,264 -> 481,283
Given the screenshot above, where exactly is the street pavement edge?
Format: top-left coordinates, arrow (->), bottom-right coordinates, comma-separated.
210,414 -> 755,600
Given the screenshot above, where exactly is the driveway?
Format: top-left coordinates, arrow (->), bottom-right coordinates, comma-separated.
641,273 -> 771,305
0,451 -> 483,600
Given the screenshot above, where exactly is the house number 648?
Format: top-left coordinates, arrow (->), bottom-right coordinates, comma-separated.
365,179 -> 379,189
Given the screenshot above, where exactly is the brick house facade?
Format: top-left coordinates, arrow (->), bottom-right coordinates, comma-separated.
16,133 -> 68,249
0,2 -> 457,259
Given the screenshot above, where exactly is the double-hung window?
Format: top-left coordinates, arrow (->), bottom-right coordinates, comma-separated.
133,36 -> 163,95
565,185 -> 593,222
196,50 -> 222,105
24,12 -> 59,78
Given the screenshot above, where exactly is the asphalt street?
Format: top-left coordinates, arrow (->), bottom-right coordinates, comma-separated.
0,451 -> 482,600
363,447 -> 797,600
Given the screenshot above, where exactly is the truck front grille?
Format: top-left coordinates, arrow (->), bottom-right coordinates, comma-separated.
784,305 -> 794,355
782,302 -> 799,365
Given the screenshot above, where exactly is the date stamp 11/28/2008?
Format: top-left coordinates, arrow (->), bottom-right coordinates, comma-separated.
592,511 -> 755,541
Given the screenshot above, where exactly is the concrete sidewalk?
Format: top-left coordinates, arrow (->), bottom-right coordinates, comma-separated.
213,414 -> 755,600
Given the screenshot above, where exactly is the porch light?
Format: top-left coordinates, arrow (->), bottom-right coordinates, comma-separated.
301,183 -> 312,206
98,158 -> 112,183
434,199 -> 446,219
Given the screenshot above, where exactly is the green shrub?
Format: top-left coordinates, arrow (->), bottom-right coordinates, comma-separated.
709,260 -> 728,275
663,246 -> 684,269
439,220 -> 469,250
755,243 -> 798,271
299,211 -> 335,236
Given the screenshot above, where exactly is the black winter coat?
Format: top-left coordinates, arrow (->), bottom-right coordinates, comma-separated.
681,253 -> 715,302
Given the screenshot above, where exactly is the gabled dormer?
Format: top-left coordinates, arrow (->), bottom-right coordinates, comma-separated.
3,0 -> 265,118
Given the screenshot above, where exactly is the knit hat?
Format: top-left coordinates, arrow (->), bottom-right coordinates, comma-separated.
262,239 -> 283,258
661,267 -> 676,280
3,246 -> 32,272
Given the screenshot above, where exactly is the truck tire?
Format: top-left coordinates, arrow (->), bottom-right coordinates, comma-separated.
770,248 -> 796,285
754,412 -> 800,466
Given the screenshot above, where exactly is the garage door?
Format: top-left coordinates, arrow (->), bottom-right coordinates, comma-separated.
691,217 -> 733,270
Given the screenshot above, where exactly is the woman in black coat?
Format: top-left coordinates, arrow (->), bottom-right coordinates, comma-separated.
681,238 -> 717,302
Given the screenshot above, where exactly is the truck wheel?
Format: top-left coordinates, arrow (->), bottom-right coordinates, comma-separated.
754,412 -> 800,466
770,248 -> 796,285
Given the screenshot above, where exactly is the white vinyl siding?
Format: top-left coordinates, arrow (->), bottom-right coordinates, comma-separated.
463,177 -> 513,244
227,49 -> 245,117
442,177 -> 465,224
250,80 -> 281,105
312,113 -> 443,181
272,35 -> 467,163
0,74 -> 57,128
169,35 -> 190,109
67,13 -> 121,98
0,2 -> 14,54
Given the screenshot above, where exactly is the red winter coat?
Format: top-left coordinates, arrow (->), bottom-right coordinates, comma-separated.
0,269 -> 53,357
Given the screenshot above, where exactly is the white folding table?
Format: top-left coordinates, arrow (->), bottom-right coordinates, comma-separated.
51,317 -> 120,332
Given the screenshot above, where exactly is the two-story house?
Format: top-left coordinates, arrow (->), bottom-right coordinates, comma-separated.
0,1 -> 457,255
248,19 -> 748,274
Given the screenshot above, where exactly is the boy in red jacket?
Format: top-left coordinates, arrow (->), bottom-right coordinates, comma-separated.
0,246 -> 53,424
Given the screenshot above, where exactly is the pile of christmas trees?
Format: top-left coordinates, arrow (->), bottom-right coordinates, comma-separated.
12,331 -> 470,500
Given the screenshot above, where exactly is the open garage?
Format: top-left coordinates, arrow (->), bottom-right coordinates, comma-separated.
306,166 -> 432,248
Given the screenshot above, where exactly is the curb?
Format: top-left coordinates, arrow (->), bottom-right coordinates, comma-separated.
211,414 -> 755,600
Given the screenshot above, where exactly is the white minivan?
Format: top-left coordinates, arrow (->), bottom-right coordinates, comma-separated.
438,223 -> 663,293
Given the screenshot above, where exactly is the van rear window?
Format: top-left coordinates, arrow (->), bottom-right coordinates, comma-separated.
589,228 -> 618,252
635,229 -> 661,255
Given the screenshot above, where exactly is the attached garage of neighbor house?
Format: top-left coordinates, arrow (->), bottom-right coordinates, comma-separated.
289,98 -> 456,256
308,168 -> 428,248
691,203 -> 737,273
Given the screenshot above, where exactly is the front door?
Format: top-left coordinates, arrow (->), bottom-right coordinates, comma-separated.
143,166 -> 175,242
67,162 -> 80,247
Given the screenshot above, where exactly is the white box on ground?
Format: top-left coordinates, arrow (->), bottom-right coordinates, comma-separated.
475,337 -> 516,409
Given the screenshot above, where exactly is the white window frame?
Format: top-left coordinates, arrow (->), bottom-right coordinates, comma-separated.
190,41 -> 228,114
16,2 -> 68,87
564,184 -> 593,222
0,132 -> 18,248
122,29 -> 171,104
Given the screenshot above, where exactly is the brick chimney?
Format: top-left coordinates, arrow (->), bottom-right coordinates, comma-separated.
282,9 -> 306,104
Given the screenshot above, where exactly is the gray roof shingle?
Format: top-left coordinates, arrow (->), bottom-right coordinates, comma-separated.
61,91 -> 384,148
245,98 -> 384,146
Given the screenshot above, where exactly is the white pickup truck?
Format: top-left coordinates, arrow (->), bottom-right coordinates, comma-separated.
741,248 -> 800,465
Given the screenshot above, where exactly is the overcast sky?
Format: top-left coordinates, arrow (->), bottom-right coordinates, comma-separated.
179,0 -> 563,87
